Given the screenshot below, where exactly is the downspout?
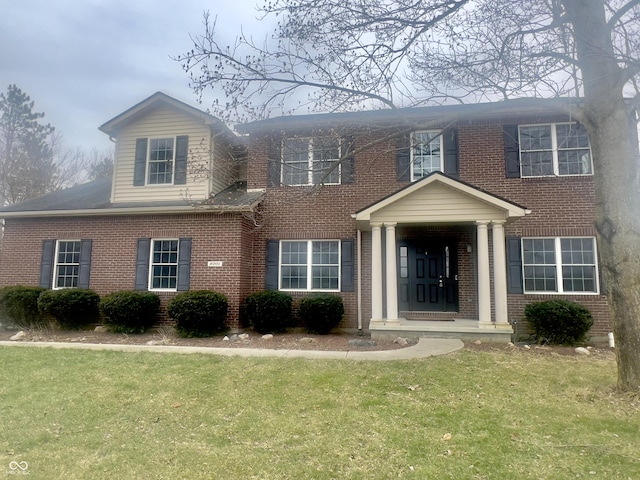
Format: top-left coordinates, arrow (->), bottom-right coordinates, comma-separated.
357,228 -> 363,331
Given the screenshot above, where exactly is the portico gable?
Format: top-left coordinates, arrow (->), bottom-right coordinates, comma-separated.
354,172 -> 530,332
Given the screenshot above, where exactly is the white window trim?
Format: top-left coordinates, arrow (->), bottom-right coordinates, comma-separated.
53,240 -> 82,290
518,123 -> 593,178
281,137 -> 342,186
522,236 -> 599,295
410,130 -> 444,182
278,240 -> 341,292
148,238 -> 180,292
146,136 -> 177,186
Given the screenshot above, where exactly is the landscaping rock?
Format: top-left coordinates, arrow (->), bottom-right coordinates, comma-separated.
94,325 -> 109,333
229,334 -> 240,342
9,331 -> 26,341
222,336 -> 230,341
348,339 -> 377,347
575,347 -> 591,355
238,333 -> 250,340
261,334 -> 274,340
299,337 -> 316,344
394,337 -> 408,346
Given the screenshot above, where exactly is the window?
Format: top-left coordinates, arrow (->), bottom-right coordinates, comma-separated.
522,237 -> 598,293
282,137 -> 341,185
411,131 -> 442,180
148,138 -> 175,184
519,123 -> 592,177
54,241 -> 82,288
150,239 -> 179,290
280,240 -> 340,291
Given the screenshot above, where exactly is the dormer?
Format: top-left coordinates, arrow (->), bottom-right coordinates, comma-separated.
99,92 -> 241,204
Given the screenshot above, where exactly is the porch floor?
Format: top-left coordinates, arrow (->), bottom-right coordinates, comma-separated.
369,318 -> 514,344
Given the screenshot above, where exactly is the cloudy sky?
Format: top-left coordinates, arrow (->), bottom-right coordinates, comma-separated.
1,0 -> 271,153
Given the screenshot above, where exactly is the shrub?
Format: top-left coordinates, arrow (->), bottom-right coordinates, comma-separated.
37,288 -> 100,330
167,290 -> 228,337
0,285 -> 47,328
525,300 -> 594,345
242,290 -> 293,333
100,291 -> 160,333
299,294 -> 344,335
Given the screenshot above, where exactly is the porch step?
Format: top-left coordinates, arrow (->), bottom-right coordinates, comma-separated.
369,319 -> 513,344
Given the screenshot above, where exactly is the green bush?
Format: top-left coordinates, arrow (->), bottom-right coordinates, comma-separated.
242,290 -> 293,333
0,285 -> 47,328
37,288 -> 100,330
299,294 -> 344,335
100,291 -> 160,333
525,300 -> 594,345
167,290 -> 228,338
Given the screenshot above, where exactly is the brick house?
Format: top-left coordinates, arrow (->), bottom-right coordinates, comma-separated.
0,93 -> 611,341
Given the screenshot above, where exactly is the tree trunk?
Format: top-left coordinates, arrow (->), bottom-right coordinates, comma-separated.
564,0 -> 640,391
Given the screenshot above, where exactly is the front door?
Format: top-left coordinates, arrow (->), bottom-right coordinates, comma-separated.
398,239 -> 458,312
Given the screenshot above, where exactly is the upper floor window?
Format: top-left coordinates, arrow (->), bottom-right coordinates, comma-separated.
519,123 -> 592,177
522,237 -> 598,294
148,138 -> 175,184
282,137 -> 341,186
133,136 -> 188,187
280,240 -> 340,291
411,131 -> 443,180
54,240 -> 82,288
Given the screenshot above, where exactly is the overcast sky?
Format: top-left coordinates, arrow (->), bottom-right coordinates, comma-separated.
1,0 -> 270,153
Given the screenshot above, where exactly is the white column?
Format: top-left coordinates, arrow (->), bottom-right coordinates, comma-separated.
491,221 -> 509,327
371,223 -> 383,321
385,222 -> 398,322
476,221 -> 492,326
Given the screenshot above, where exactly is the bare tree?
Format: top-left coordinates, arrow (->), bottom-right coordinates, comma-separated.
180,0 -> 640,391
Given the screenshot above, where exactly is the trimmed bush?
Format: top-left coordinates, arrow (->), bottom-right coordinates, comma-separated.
0,285 -> 47,328
167,290 -> 228,338
100,291 -> 160,333
299,294 -> 344,335
525,300 -> 594,345
37,288 -> 100,330
242,290 -> 293,333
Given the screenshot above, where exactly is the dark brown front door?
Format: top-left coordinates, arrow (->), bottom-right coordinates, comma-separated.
398,239 -> 458,312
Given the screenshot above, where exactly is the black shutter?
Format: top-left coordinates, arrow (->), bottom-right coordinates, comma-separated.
177,238 -> 192,291
265,240 -> 279,290
133,138 -> 148,186
39,240 -> 55,288
341,239 -> 355,292
443,128 -> 459,177
77,240 -> 92,289
503,125 -> 521,178
397,133 -> 411,181
341,136 -> 355,184
134,238 -> 151,290
268,137 -> 282,187
174,135 -> 189,185
506,236 -> 524,294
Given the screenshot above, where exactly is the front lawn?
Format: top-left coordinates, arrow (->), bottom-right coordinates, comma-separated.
0,346 -> 638,479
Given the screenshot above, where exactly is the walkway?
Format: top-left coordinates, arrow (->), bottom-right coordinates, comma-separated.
0,337 -> 464,360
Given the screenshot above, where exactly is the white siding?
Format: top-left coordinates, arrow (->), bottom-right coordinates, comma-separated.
371,182 -> 507,223
111,105 -> 231,203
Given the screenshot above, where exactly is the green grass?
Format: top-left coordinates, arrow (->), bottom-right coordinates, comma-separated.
0,347 -> 638,479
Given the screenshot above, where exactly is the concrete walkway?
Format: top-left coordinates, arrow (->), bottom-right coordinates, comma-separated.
0,337 -> 464,360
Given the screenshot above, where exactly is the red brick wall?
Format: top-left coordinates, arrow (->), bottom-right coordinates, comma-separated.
0,213 -> 254,328
246,118 -> 611,335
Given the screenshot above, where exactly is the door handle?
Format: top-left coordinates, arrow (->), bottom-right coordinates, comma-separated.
438,276 -> 444,288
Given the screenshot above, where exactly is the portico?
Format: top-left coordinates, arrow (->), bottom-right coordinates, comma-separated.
353,173 -> 529,339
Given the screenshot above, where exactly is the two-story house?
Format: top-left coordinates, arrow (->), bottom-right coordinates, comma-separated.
0,93 -> 611,342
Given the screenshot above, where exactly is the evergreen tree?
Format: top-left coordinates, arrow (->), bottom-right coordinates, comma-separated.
0,84 -> 57,204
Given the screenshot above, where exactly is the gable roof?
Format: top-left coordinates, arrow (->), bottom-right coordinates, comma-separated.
353,172 -> 530,229
99,91 -> 234,139
0,179 -> 264,218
